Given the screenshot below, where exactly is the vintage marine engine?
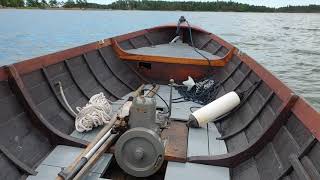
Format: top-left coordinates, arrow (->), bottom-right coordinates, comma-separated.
115,93 -> 168,177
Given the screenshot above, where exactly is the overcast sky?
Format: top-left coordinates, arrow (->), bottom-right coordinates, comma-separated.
95,0 -> 320,8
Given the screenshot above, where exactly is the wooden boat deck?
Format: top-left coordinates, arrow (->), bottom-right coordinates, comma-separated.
126,42 -> 220,60
0,24 -> 319,180
25,84 -> 226,179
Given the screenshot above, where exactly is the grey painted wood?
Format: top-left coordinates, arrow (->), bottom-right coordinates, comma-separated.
208,122 -> 228,155
127,42 -> 220,60
165,162 -> 229,180
188,126 -> 209,157
27,145 -> 113,180
27,165 -> 61,180
149,85 -> 203,121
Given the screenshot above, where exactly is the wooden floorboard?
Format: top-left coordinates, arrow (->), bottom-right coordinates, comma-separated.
161,121 -> 188,162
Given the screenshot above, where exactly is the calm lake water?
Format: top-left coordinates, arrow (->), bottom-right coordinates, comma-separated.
0,9 -> 319,110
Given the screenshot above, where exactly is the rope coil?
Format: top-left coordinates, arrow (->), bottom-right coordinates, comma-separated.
75,93 -> 113,132
57,82 -> 113,132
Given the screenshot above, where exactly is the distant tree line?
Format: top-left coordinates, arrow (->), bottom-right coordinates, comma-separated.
108,0 -> 274,12
0,0 -> 320,12
0,0 -> 24,7
0,0 -> 107,8
107,0 -> 320,13
277,5 -> 320,13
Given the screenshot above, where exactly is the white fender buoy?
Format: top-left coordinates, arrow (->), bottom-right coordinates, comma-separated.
189,91 -> 240,127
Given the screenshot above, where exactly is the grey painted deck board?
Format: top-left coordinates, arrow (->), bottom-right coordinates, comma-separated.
208,122 -> 228,155
188,126 -> 209,157
165,162 -> 230,180
127,42 -> 220,60
27,145 -> 112,180
187,124 -> 226,157
27,165 -> 61,180
148,85 -> 203,121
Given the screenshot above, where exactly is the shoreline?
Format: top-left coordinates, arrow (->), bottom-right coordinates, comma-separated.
0,7 -> 320,13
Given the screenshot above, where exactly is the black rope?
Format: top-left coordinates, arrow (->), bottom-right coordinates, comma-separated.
175,16 -> 213,74
186,20 -> 212,73
173,17 -> 221,105
174,76 -> 220,105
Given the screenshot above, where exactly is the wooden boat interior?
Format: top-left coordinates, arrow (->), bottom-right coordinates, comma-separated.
0,24 -> 319,180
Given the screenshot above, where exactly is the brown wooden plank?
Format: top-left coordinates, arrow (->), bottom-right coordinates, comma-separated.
239,53 -> 293,102
212,45 -> 223,55
188,94 -> 298,168
301,156 -> 320,180
161,121 -> 188,162
288,154 -> 311,180
113,29 -> 148,42
83,54 -> 120,99
218,92 -> 274,140
8,65 -> 87,148
13,40 -> 111,75
98,49 -> 135,91
41,67 -> 76,118
112,38 -> 236,67
276,137 -> 318,180
199,38 -> 212,50
0,67 -> 8,81
144,34 -> 154,46
148,24 -> 234,49
128,39 -> 137,49
125,62 -> 150,84
215,80 -> 262,123
220,61 -> 243,84
292,98 -> 320,141
64,60 -> 90,100
233,69 -> 252,91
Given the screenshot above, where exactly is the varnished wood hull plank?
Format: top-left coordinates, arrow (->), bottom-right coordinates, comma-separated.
161,121 -> 188,162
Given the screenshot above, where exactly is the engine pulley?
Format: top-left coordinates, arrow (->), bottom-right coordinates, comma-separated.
115,127 -> 165,177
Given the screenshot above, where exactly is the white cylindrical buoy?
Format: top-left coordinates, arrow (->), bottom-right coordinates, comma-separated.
189,91 -> 240,127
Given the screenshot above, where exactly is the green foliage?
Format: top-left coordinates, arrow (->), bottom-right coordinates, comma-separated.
49,0 -> 58,7
107,0 -> 320,13
63,0 -> 75,8
0,0 -> 24,7
107,0 -> 276,12
277,5 -> 320,13
0,0 -> 320,12
26,0 -> 39,7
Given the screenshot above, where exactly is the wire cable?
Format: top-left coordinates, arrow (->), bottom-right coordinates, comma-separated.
142,88 -> 170,114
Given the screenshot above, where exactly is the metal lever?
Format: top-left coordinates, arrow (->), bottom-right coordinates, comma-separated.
168,79 -> 174,118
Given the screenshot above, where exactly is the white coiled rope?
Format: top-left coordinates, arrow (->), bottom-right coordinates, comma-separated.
75,93 -> 112,132
58,82 -> 113,132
